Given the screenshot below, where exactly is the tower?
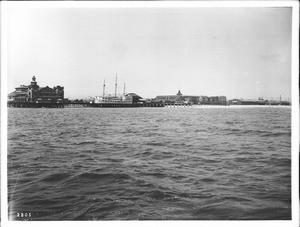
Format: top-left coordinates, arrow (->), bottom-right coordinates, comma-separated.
29,76 -> 39,101
31,76 -> 37,86
115,74 -> 117,97
103,79 -> 106,97
177,90 -> 182,96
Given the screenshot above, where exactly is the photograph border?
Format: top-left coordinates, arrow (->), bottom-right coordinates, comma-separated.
1,1 -> 299,227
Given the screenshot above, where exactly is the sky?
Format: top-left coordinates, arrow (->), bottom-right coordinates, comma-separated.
6,5 -> 292,100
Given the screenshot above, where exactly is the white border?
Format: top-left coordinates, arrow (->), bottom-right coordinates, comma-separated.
1,0 -> 9,226
291,1 -> 299,225
1,0 -> 299,8
1,1 -> 299,227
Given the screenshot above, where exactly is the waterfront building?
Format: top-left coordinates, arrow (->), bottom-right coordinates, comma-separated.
228,99 -> 242,105
228,99 -> 267,105
8,76 -> 64,103
183,96 -> 200,105
209,96 -> 218,104
155,91 -> 227,105
208,96 -> 227,105
199,96 -> 209,104
218,96 -> 227,104
126,93 -> 143,103
241,99 -> 267,105
155,90 -> 187,105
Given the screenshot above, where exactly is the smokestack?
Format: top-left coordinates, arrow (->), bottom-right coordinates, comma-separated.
123,83 -> 126,95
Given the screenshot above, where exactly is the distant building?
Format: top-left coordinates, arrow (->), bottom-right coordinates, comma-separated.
228,98 -> 268,105
198,95 -> 227,105
155,90 -> 227,105
126,93 -> 143,104
8,76 -> 64,103
228,99 -> 242,105
209,96 -> 218,104
183,96 -> 200,105
218,96 -> 227,104
155,90 -> 187,105
199,96 -> 209,104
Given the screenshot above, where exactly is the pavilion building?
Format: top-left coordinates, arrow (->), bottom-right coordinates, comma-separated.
8,76 -> 64,103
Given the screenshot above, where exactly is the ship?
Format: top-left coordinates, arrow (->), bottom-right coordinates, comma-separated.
93,94 -> 137,105
91,75 -> 143,107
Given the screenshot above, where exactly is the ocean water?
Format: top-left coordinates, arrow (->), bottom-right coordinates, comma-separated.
7,106 -> 291,220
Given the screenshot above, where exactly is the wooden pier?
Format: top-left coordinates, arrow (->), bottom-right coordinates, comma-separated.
7,101 -> 165,108
8,102 -> 65,108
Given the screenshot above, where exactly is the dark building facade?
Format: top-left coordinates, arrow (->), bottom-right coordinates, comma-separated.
8,76 -> 64,103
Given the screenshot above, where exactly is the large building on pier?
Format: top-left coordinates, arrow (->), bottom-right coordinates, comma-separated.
155,90 -> 187,105
8,76 -> 64,103
155,90 -> 227,105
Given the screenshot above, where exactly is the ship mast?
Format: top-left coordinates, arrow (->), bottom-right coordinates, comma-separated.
115,74 -> 117,97
123,83 -> 126,95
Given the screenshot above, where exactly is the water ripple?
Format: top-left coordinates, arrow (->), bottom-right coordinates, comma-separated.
7,107 -> 291,220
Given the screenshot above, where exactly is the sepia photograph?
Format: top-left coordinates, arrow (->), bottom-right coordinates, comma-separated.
1,1 -> 299,226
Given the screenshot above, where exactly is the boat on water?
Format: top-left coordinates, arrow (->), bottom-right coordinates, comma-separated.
91,75 -> 143,107
93,94 -> 137,105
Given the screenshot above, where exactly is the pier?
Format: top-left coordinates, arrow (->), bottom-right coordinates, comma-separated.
8,101 -> 65,108
7,101 -> 165,108
7,76 -> 290,108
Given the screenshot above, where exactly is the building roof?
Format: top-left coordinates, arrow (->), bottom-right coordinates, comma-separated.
39,86 -> 55,91
177,90 -> 182,96
126,93 -> 142,99
8,91 -> 28,97
155,95 -> 182,101
15,85 -> 29,89
8,91 -> 17,97
182,95 -> 200,98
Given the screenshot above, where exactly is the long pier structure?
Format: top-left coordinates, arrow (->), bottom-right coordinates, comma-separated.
7,101 -> 165,108
7,76 -> 290,108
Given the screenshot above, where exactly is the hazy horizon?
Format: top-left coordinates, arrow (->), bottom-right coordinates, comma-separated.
6,6 -> 292,100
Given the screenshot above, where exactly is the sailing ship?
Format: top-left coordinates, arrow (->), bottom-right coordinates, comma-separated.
93,74 -> 141,105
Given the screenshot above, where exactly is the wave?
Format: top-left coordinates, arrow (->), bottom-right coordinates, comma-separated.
40,173 -> 71,182
7,107 -> 291,220
72,172 -> 132,181
260,132 -> 291,137
145,189 -> 178,201
145,142 -> 166,147
224,128 -> 290,137
73,140 -> 97,145
200,178 -> 216,183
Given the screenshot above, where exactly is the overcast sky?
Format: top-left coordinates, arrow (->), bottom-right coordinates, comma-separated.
6,6 -> 292,100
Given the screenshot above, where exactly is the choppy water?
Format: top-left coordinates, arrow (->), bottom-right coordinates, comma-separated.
7,106 -> 291,220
